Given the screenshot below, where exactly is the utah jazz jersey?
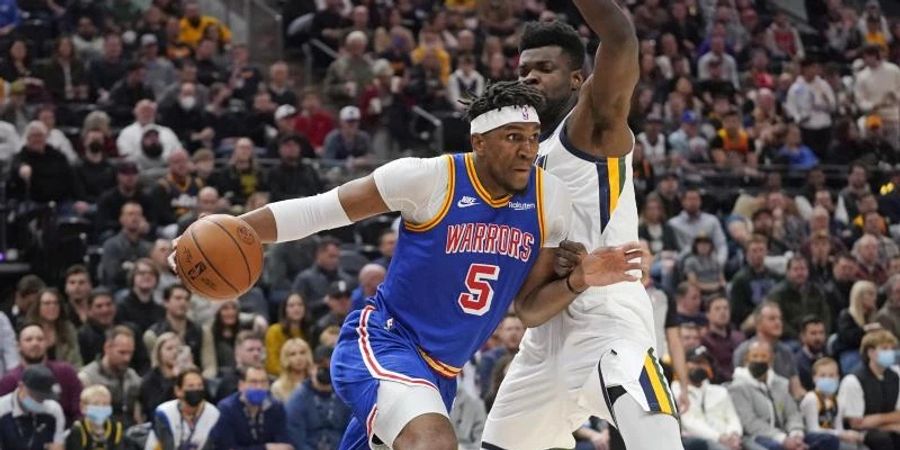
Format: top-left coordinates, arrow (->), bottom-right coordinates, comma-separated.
371,153 -> 546,374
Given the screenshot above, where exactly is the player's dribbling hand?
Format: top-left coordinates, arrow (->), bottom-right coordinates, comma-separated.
555,239 -> 587,278
575,242 -> 643,287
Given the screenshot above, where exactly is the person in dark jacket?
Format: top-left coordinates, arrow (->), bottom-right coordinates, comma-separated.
208,137 -> 268,207
7,121 -> 85,208
212,366 -> 291,448
105,61 -> 155,126
73,129 -> 116,204
159,81 -> 215,152
286,346 -> 350,450
77,289 -> 116,365
268,134 -> 325,202
834,281 -> 880,374
95,161 -> 160,238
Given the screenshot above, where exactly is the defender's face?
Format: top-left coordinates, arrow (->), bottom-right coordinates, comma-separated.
476,122 -> 541,192
518,47 -> 579,116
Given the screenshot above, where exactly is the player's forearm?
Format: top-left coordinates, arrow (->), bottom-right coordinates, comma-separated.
572,0 -> 636,44
515,277 -> 580,328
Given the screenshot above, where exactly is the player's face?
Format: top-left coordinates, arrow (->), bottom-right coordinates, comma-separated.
518,47 -> 581,118
476,122 -> 541,193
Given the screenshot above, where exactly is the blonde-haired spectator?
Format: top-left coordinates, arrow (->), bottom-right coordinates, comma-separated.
835,281 -> 881,374
799,358 -> 864,448
65,385 -> 125,449
139,332 -> 185,421
271,338 -> 313,401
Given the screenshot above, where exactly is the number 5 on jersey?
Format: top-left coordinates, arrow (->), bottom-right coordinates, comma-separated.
458,263 -> 500,316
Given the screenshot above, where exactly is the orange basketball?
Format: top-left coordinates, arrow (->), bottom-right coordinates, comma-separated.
175,214 -> 264,300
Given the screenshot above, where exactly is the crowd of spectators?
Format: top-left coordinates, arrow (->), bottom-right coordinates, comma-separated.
0,0 -> 899,448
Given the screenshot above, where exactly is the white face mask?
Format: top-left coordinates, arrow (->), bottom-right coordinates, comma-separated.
179,96 -> 197,110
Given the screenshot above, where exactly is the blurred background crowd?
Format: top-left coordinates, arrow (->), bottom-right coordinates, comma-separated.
1,0 -> 900,449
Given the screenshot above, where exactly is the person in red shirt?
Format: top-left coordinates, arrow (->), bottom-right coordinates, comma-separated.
293,90 -> 334,153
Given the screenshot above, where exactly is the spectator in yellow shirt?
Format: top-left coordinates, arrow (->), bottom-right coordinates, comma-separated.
179,0 -> 232,48
410,28 -> 450,85
265,293 -> 308,375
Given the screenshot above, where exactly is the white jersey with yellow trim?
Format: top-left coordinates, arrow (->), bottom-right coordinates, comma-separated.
531,116 -> 656,351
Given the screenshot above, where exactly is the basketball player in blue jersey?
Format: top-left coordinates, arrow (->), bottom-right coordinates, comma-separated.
481,2 -> 686,450
172,81 -> 644,450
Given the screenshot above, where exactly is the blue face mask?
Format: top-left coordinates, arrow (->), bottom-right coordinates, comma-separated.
21,395 -> 44,414
815,377 -> 839,396
244,388 -> 268,406
876,349 -> 896,368
85,405 -> 112,424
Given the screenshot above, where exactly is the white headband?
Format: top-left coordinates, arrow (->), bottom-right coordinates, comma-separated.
470,105 -> 540,134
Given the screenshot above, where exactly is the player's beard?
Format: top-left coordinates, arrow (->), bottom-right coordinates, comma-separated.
538,92 -> 577,131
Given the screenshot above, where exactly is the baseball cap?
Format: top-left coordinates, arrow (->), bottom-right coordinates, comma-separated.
339,106 -> 361,122
681,110 -> 699,124
274,104 -> 297,121
117,161 -> 139,175
140,34 -> 158,47
22,365 -> 59,401
328,280 -> 351,298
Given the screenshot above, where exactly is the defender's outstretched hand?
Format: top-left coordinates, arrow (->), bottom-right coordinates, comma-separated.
571,242 -> 643,289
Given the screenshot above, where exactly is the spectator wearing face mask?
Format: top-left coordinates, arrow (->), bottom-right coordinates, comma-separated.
672,347 -> 742,450
65,385 -> 125,450
730,340 -> 839,450
0,365 -> 66,450
837,330 -> 900,450
212,365 -> 291,449
286,345 -> 351,450
799,358 -> 864,450
160,81 -> 215,152
146,368 -> 220,450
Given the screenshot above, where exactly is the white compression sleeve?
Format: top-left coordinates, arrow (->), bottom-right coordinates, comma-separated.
267,188 -> 353,243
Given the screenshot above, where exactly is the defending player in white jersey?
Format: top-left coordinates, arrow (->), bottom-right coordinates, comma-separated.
480,2 -> 685,449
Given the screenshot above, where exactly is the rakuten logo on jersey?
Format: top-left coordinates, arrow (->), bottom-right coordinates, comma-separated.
507,201 -> 535,211
445,222 -> 534,262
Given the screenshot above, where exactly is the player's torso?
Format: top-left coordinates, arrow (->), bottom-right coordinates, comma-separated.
534,119 -> 655,347
375,153 -> 545,369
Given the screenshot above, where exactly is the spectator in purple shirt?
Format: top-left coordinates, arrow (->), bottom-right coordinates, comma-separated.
0,324 -> 82,424
701,296 -> 745,382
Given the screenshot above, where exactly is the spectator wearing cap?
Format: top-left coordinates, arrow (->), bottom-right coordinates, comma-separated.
267,61 -> 298,108
178,0 -> 232,48
323,106 -> 372,163
733,302 -> 806,398
209,137 -> 268,207
793,316 -> 828,391
671,347 -> 742,450
324,31 -> 374,108
153,149 -> 205,226
116,100 -> 182,161
271,104 -> 315,159
6,121 -> 87,209
0,324 -> 83,424
78,326 -> 142,426
268,133 -> 325,202
291,237 -> 354,318
0,365 -> 66,450
98,202 -> 151,290
854,44 -> 900,150
285,345 -> 350,450
837,330 -> 900,450
294,89 -> 334,151
160,81 -> 215,152
785,59 -> 835,158
73,128 -> 116,205
312,281 -> 353,345
702,296 -> 744,382
96,161 -> 159,238
139,33 -> 177,99
87,34 -> 126,102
